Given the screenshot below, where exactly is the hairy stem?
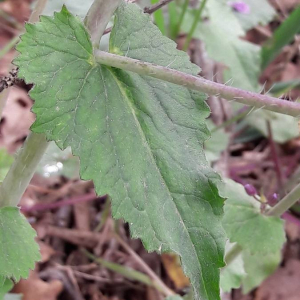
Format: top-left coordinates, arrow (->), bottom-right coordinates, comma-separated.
0,133 -> 49,207
84,0 -> 122,46
95,50 -> 300,117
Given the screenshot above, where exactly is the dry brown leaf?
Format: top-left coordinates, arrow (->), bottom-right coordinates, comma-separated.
13,270 -> 63,300
161,253 -> 190,290
0,87 -> 34,152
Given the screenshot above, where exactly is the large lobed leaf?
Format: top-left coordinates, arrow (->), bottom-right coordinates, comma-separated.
15,4 -> 226,300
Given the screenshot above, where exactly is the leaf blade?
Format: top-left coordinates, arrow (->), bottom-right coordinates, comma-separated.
15,5 -> 226,300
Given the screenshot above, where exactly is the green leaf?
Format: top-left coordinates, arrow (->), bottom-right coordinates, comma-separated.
0,207 -> 40,282
241,250 -> 281,293
15,4 -> 226,300
232,0 -> 276,31
0,279 -> 13,300
269,79 -> 300,96
0,149 -> 14,182
220,244 -> 281,293
182,0 -> 260,91
220,180 -> 284,292
204,120 -> 230,164
222,179 -> 286,255
262,5 -> 300,69
245,110 -> 299,143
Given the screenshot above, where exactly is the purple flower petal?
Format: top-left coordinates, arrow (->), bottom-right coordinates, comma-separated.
228,1 -> 251,14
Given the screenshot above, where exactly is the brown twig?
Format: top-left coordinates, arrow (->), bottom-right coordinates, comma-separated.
21,192 -> 107,212
267,121 -> 284,189
144,0 -> 175,14
113,233 -> 175,297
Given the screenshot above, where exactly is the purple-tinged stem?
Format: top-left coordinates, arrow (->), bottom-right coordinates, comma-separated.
267,121 -> 284,188
95,50 -> 300,117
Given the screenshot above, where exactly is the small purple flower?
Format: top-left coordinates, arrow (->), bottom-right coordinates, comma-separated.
244,184 -> 257,196
228,1 -> 250,14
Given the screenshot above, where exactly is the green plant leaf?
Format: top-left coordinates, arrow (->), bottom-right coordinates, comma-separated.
15,4 -> 225,300
241,250 -> 280,293
222,179 -> 286,255
0,279 -> 13,300
0,207 -> 40,282
269,79 -> 300,96
204,120 -> 230,164
245,110 -> 299,143
220,244 -> 281,293
262,6 -> 300,69
262,5 -> 300,69
232,0 -> 276,31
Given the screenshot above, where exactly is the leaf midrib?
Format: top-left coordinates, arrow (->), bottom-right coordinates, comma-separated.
106,66 -> 209,299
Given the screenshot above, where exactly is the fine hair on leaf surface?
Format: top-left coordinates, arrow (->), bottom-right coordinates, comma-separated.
14,3 -> 226,300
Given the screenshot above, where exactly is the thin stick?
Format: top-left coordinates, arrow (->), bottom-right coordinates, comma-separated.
144,0 -> 175,14
267,121 -> 283,188
114,233 -> 175,296
172,0 -> 190,39
95,50 -> 300,117
183,0 -> 208,51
